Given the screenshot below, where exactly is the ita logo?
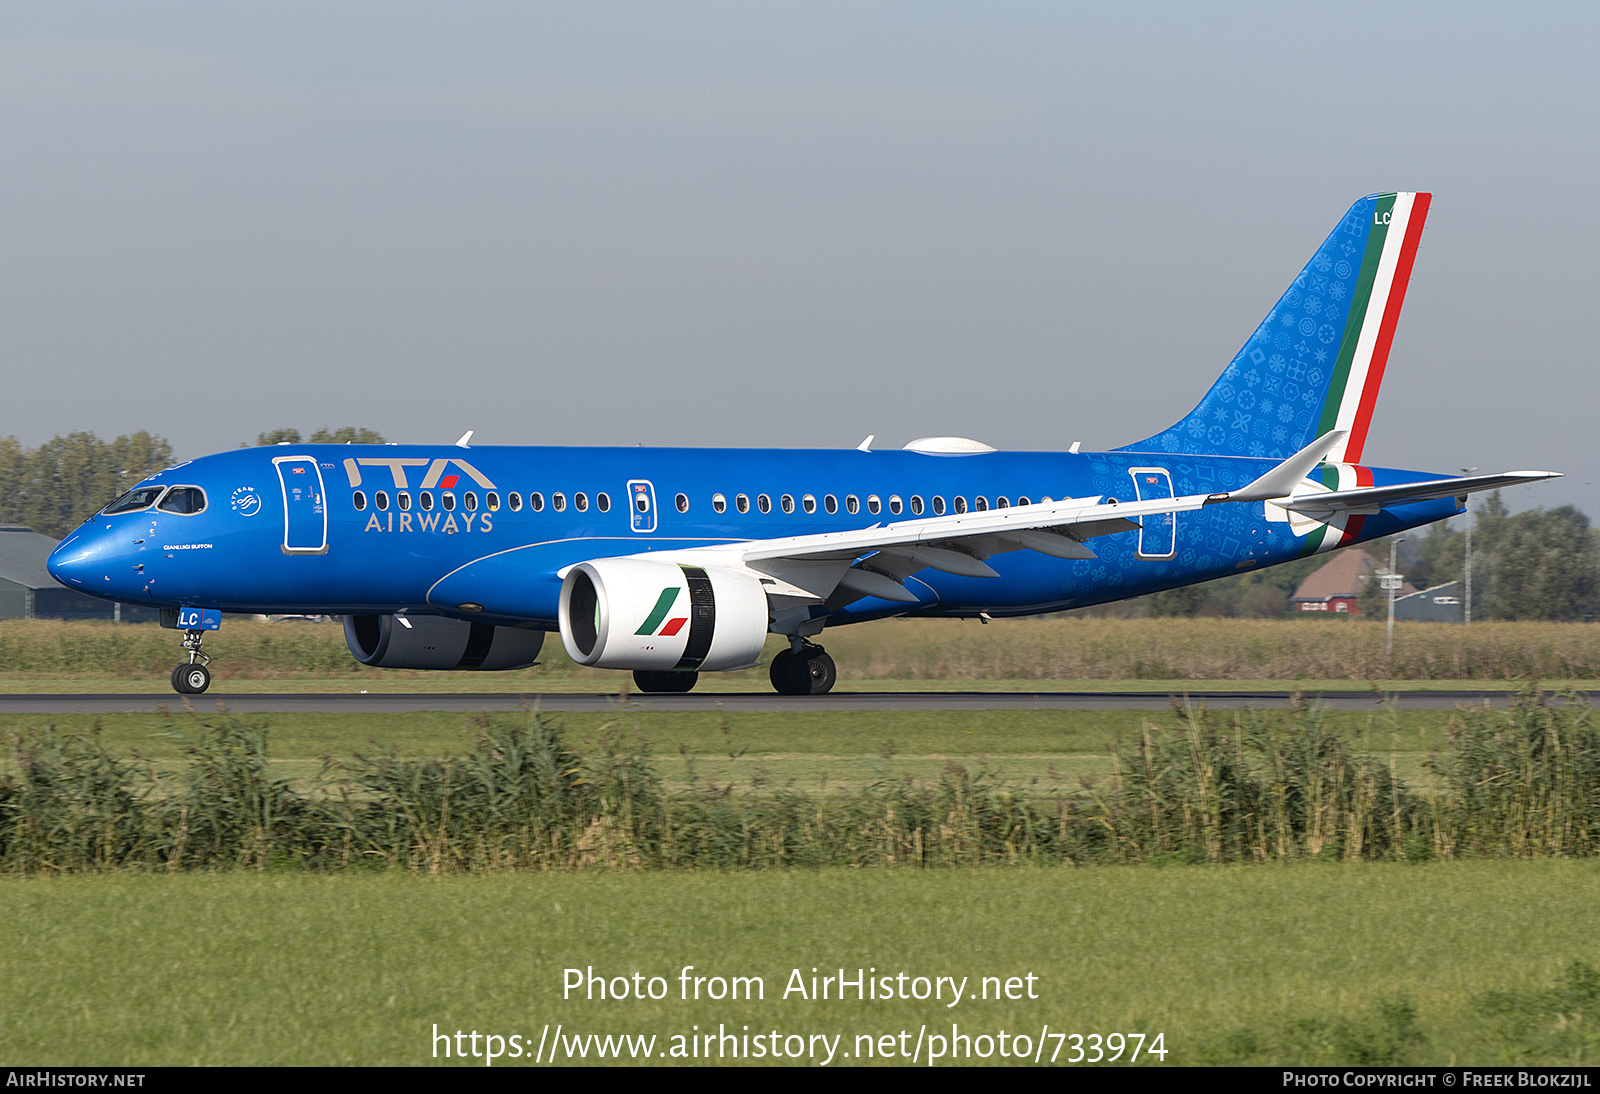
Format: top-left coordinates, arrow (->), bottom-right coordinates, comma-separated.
231,487 -> 262,517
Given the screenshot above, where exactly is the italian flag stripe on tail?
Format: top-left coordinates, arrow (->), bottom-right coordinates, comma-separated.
1316,192 -> 1431,465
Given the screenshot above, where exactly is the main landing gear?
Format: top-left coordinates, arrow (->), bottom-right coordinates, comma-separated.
170,628 -> 212,695
770,641 -> 836,696
633,670 -> 699,693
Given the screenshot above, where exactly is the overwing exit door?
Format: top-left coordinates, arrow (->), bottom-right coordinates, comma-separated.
274,455 -> 328,554
627,480 -> 657,533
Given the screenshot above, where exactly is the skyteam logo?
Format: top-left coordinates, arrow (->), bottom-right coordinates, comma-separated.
634,587 -> 689,637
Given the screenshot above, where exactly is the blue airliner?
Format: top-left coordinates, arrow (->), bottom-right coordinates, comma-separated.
47,192 -> 1557,695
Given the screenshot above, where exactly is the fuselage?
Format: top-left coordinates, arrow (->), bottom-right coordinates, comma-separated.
46,441 -> 1461,627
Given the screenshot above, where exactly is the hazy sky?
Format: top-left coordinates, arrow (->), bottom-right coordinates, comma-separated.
2,3 -> 1595,516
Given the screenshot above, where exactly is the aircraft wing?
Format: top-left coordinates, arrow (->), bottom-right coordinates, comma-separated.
652,492 -> 1202,606
639,435 -> 1559,610
662,431 -> 1352,604
1278,470 -> 1561,516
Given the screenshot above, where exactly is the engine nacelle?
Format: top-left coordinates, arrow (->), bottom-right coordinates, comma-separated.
343,614 -> 545,671
559,558 -> 769,672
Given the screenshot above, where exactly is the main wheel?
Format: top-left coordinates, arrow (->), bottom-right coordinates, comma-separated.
769,649 -> 798,694
792,650 -> 836,695
174,663 -> 211,695
770,647 -> 836,695
634,669 -> 699,693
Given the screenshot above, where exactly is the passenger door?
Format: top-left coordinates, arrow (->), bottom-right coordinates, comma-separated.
274,455 -> 329,554
1127,467 -> 1177,559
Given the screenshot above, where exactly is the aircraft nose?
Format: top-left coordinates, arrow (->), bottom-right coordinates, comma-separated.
47,532 -> 104,590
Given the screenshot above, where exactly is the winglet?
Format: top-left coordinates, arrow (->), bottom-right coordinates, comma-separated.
455,431 -> 474,449
1225,430 -> 1348,503
857,435 -> 875,453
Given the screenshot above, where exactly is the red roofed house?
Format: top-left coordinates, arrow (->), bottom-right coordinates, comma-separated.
1291,550 -> 1415,615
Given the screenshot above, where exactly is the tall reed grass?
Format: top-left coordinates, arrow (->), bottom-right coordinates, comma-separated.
2,689 -> 1596,873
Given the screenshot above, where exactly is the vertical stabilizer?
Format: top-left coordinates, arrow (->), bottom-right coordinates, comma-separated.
1118,192 -> 1431,463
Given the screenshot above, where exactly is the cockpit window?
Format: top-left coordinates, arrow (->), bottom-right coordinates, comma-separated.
102,486 -> 165,515
157,487 -> 207,515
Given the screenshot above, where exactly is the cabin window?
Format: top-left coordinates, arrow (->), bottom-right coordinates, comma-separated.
780,494 -> 795,514
1016,496 -> 1030,506
398,492 -> 412,511
953,496 -> 966,514
156,486 -> 206,515
464,492 -> 478,511
757,494 -> 771,514
442,492 -> 456,511
597,493 -> 611,513
888,495 -> 902,515
995,497 -> 1008,509
420,492 -> 434,511
575,492 -> 588,512
931,496 -> 946,516
530,492 -> 544,512
736,493 -> 749,514
376,491 -> 390,511
866,495 -> 880,515
802,494 -> 816,514
824,494 -> 838,514
485,492 -> 499,511
909,496 -> 924,516
353,491 -> 367,511
712,493 -> 727,514
102,486 -> 164,515
974,496 -> 988,512
671,493 -> 685,513
553,493 -> 566,512
845,495 -> 859,514
507,492 -> 520,511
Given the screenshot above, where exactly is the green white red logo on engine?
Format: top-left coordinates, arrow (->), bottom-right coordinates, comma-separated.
635,587 -> 689,637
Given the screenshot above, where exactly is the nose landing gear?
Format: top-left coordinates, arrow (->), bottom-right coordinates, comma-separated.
171,629 -> 212,695
769,640 -> 836,696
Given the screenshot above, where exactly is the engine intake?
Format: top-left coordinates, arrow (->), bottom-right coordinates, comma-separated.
343,614 -> 544,671
559,558 -> 768,672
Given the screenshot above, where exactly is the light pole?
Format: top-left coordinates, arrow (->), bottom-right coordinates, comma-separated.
1383,537 -> 1405,667
1461,468 -> 1477,624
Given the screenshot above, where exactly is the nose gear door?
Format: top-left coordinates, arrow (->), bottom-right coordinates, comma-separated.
274,455 -> 329,554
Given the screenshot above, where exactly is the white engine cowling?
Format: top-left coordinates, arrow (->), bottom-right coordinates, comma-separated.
343,614 -> 545,671
559,558 -> 769,672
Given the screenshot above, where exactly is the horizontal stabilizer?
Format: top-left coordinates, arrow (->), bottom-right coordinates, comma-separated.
1282,470 -> 1562,515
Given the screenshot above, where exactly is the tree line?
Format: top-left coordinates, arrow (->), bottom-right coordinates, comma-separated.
0,428 -> 383,539
2,432 -> 1594,620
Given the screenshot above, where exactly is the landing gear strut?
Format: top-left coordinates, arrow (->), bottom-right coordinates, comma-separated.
770,641 -> 836,696
633,669 -> 699,693
171,629 -> 212,695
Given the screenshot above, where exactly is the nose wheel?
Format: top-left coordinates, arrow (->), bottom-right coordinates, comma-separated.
769,642 -> 836,696
171,628 -> 213,695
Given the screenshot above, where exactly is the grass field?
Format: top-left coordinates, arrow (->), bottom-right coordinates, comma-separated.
2,864 -> 1597,1066
0,706 -> 1459,794
4,617 -> 1600,691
